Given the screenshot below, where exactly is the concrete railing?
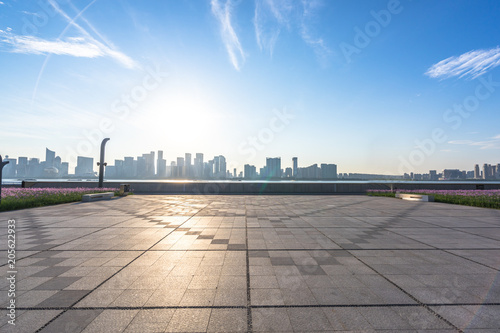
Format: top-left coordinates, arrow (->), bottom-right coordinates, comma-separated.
12,181 -> 500,194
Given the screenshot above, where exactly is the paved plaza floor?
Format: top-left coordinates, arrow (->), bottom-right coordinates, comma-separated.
1,195 -> 500,332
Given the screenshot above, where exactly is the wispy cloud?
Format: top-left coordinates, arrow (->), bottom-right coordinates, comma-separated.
211,0 -> 246,71
253,0 -> 292,56
0,1 -> 137,69
425,47 -> 500,80
300,0 -> 332,66
448,135 -> 500,149
253,0 -> 331,64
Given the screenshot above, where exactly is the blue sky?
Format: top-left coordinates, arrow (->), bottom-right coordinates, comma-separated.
1,0 -> 500,175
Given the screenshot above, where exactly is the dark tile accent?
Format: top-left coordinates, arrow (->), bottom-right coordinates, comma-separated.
185,231 -> 201,235
314,257 -> 339,265
36,290 -> 90,307
177,228 -> 191,231
26,244 -> 55,251
327,250 -> 352,257
341,244 -> 362,249
211,239 -> 230,244
40,309 -> 103,333
32,258 -> 68,266
270,257 -> 295,266
31,251 -> 64,258
297,265 -> 327,275
198,235 -> 215,239
34,277 -> 81,290
32,266 -> 74,277
249,251 -> 269,258
227,244 -> 246,250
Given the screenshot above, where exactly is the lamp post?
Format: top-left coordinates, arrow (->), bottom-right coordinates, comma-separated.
0,156 -> 10,204
97,138 -> 110,188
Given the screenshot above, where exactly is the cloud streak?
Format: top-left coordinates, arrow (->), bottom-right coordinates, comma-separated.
0,0 -> 137,69
426,47 -> 500,80
448,135 -> 500,150
253,0 -> 292,56
253,0 -> 331,64
211,0 -> 245,71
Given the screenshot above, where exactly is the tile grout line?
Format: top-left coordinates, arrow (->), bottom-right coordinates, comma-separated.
245,200 -> 253,333
15,302 -> 500,311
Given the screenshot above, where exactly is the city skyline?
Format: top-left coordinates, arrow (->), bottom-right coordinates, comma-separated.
2,1 -> 500,174
2,147 -> 499,181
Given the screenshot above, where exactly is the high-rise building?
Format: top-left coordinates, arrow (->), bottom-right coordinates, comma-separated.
3,156 -> 17,178
45,148 -> 55,167
219,155 -> 226,178
483,164 -> 490,180
17,157 -> 28,178
114,160 -> 124,178
320,164 -> 337,179
157,151 -> 166,178
284,167 -> 292,178
136,156 -> 146,178
244,164 -> 257,179
185,153 -> 192,178
123,157 -> 135,178
300,164 -> 320,179
213,156 -> 220,178
205,160 -> 214,179
443,169 -> 462,180
75,156 -> 94,176
60,162 -> 69,176
429,170 -> 438,181
266,157 -> 281,178
177,157 -> 185,178
28,158 -> 42,177
194,153 -> 203,178
141,151 -> 155,177
292,157 -> 298,177
474,164 -> 480,179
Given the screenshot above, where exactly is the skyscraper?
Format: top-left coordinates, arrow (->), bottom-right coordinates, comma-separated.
157,151 -> 166,178
244,164 -> 256,179
45,148 -> 55,167
17,157 -> 28,178
219,155 -> 226,178
474,164 -> 480,179
320,164 -> 337,179
185,153 -> 192,178
194,153 -> 203,178
177,157 -> 185,178
75,156 -> 94,176
266,157 -> 281,178
292,157 -> 298,177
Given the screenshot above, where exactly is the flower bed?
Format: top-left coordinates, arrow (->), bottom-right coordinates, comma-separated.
0,187 -> 119,212
367,189 -> 500,209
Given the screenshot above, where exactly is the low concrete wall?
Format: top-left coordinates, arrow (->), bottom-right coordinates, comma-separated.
13,181 -> 500,194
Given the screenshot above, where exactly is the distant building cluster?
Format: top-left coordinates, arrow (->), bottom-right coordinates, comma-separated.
2,148 -> 74,179
403,163 -> 500,180
106,152 -> 229,179
244,157 -> 337,180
